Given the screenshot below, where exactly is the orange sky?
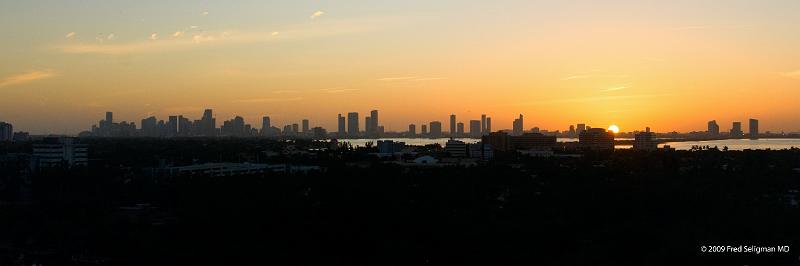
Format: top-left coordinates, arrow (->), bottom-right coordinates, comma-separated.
1,1 -> 799,134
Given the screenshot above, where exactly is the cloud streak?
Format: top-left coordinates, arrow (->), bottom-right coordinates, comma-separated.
780,70 -> 800,79
65,32 -> 76,38
57,16 -> 405,55
310,11 -> 325,19
0,70 -> 57,88
234,97 -> 303,103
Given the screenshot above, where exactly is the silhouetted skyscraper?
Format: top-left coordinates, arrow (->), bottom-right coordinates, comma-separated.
347,112 -> 359,136
201,109 -> 216,136
106,112 -> 113,125
457,122 -> 465,136
512,114 -> 524,136
481,114 -> 487,134
486,117 -> 492,134
577,123 -> 586,135
421,124 -> 428,135
429,121 -> 442,138
469,120 -> 481,138
370,110 -> 379,137
262,116 -> 271,131
730,121 -> 743,137
0,122 -> 12,142
707,120 -> 720,135
365,116 -> 373,135
302,119 -> 309,133
168,116 -> 178,137
408,124 -> 416,136
749,118 -> 759,139
450,114 -> 456,136
337,114 -> 346,135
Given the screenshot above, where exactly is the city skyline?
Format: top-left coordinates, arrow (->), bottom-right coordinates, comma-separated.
2,1 -> 800,134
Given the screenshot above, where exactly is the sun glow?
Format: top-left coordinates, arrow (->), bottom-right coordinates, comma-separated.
608,125 -> 620,134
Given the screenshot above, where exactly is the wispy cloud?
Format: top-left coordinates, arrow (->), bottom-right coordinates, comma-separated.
780,70 -> 800,79
201,11 -> 209,16
601,86 -> 628,92
0,70 -> 57,88
234,97 -> 303,103
310,11 -> 325,19
376,76 -> 418,81
516,93 -> 671,106
57,16 -> 406,55
320,87 -> 359,93
65,32 -> 76,38
173,31 -> 184,37
561,73 -> 628,81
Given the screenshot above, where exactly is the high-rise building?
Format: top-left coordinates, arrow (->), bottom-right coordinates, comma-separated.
201,109 -> 216,136
347,112 -> 359,136
577,123 -> 586,135
730,122 -> 743,137
0,122 -> 12,142
168,116 -> 178,137
140,117 -> 157,137
707,120 -> 720,135
370,110 -> 379,137
312,127 -> 327,139
449,114 -> 456,136
481,114 -> 487,134
262,116 -> 271,131
408,124 -> 416,136
302,119 -> 309,133
579,128 -> 614,150
292,123 -> 299,134
429,121 -> 442,138
749,118 -> 759,139
633,127 -> 658,151
365,116 -> 373,135
457,122 -> 465,136
106,112 -> 113,125
486,117 -> 492,134
421,124 -> 428,135
469,120 -> 482,138
337,114 -> 346,135
512,114 -> 524,136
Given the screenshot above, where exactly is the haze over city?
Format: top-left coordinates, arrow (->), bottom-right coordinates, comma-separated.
2,0 -> 800,134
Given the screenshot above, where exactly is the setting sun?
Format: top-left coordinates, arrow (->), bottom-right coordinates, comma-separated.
608,125 -> 620,134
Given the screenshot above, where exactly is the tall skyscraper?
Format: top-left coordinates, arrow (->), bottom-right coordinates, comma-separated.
347,112 -> 359,136
469,120 -> 482,138
449,114 -> 456,136
408,124 -> 416,136
168,116 -> 178,137
365,117 -> 373,135
421,124 -> 428,135
749,118 -> 759,139
707,120 -> 720,135
262,116 -> 271,131
0,122 -> 12,141
370,110 -> 379,136
481,114 -> 487,134
302,119 -> 310,133
337,114 -> 346,135
457,122 -> 465,136
730,122 -> 743,137
429,121 -> 442,138
106,112 -> 113,125
486,117 -> 492,134
512,114 -> 524,136
201,109 -> 216,136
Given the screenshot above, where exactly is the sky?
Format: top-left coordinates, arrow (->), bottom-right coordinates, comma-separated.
1,0 -> 799,134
